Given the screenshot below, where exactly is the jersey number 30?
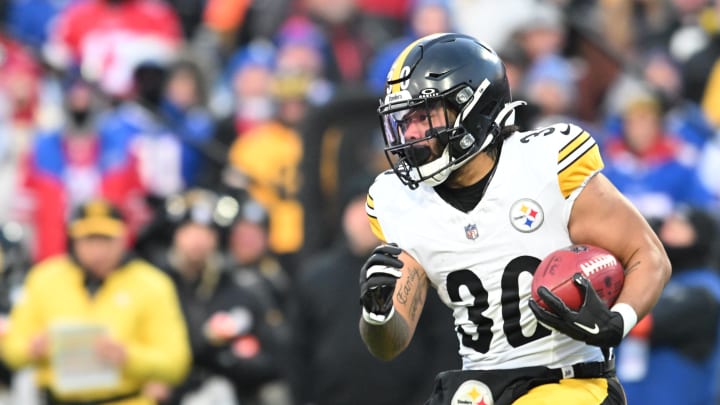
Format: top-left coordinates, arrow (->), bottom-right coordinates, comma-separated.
446,256 -> 551,353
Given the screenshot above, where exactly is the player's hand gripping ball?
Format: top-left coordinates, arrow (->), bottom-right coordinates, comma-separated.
531,244 -> 624,312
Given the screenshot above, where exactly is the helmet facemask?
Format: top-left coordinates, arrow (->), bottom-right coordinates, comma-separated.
379,85 -> 500,190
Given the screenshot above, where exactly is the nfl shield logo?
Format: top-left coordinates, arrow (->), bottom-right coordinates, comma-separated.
465,224 -> 479,240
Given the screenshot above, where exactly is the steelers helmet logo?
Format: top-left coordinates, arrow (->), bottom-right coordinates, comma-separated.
509,198 -> 544,233
451,380 -> 494,405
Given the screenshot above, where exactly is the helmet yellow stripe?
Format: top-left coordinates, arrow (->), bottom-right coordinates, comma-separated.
388,33 -> 447,94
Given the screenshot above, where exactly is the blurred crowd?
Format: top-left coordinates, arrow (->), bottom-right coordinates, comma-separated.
0,0 -> 718,404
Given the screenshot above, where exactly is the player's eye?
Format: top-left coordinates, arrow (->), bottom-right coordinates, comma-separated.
398,113 -> 429,131
415,113 -> 430,122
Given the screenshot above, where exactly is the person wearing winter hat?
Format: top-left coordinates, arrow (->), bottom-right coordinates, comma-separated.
2,199 -> 190,405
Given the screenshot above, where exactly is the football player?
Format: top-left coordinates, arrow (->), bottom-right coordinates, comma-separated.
359,33 -> 671,405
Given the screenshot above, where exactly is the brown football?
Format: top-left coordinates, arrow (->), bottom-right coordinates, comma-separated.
532,244 -> 625,311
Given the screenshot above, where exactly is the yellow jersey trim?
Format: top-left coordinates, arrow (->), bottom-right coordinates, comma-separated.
558,131 -> 591,164
557,139 -> 604,199
366,194 -> 386,242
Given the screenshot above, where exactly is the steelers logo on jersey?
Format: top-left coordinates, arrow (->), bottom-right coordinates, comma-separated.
451,380 -> 494,405
509,199 -> 544,233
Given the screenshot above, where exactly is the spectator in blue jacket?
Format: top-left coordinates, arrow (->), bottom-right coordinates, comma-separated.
601,93 -> 715,219
617,206 -> 720,405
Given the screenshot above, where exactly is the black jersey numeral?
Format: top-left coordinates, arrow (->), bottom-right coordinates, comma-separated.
520,126 -> 555,143
445,256 -> 550,354
446,269 -> 493,353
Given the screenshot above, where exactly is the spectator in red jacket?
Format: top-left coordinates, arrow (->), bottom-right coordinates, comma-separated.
43,0 -> 182,99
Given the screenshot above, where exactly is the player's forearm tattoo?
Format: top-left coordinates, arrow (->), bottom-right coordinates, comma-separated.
622,248 -> 642,276
397,266 -> 419,305
397,266 -> 425,322
409,277 -> 424,321
625,260 -> 641,275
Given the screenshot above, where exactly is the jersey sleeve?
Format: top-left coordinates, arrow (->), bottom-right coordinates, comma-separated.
365,171 -> 402,244
555,124 -> 604,199
366,191 -> 387,242
364,172 -> 429,269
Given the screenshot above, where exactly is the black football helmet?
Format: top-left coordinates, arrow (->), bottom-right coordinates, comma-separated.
378,33 -> 518,189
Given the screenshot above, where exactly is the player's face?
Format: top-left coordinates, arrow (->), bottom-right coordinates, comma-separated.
398,107 -> 444,139
394,104 -> 448,163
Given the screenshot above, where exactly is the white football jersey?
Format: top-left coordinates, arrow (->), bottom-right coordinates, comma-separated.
366,123 -> 606,370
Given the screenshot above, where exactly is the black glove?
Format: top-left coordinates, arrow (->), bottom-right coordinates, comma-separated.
529,273 -> 624,348
359,244 -> 404,325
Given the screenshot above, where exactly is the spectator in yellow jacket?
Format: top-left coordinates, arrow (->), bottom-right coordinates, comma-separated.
1,199 -> 191,405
